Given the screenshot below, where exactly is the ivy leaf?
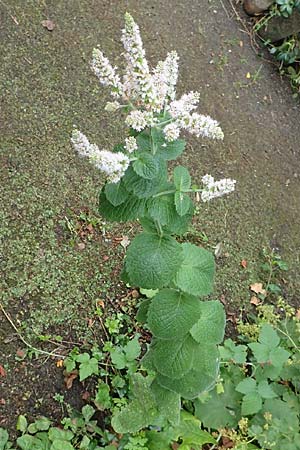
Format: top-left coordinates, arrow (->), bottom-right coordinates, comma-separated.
125,232 -> 183,289
173,166 -> 191,192
236,378 -> 257,395
241,392 -> 262,416
147,289 -> 201,339
174,243 -> 215,296
174,192 -> 191,216
104,181 -> 128,206
190,300 -> 225,345
133,153 -> 159,179
76,354 -> 99,381
152,335 -> 197,379
257,381 -> 278,399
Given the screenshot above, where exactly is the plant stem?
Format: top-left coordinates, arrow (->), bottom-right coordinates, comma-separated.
0,301 -> 66,359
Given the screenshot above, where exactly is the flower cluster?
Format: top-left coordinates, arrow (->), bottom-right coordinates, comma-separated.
71,130 -> 129,183
201,174 -> 236,202
90,13 -> 223,140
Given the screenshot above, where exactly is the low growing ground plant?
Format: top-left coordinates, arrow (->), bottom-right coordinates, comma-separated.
70,12 -> 236,434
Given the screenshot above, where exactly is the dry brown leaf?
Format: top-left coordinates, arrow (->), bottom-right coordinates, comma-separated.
250,282 -> 266,296
250,296 -> 261,306
64,370 -> 78,389
56,359 -> 64,368
0,365 -> 6,377
41,19 -> 55,31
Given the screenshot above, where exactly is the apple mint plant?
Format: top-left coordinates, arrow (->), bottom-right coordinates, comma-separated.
71,13 -> 236,432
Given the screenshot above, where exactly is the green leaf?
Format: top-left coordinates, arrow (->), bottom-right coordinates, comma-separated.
137,299 -> 151,323
147,194 -> 177,226
151,379 -> 181,426
94,384 -> 111,411
124,335 -> 141,361
174,243 -> 215,296
146,430 -> 172,450
133,153 -> 159,179
147,289 -> 201,340
248,342 -> 270,363
157,345 -> 219,399
173,166 -> 191,192
104,181 -> 129,206
151,128 -> 186,160
16,415 -> 28,433
259,324 -> 280,348
140,288 -> 158,298
125,232 -> 183,289
190,300 -> 225,345
219,339 -> 247,364
269,346 -> 290,367
241,392 -> 262,416
236,378 -> 257,395
111,374 -> 158,433
257,381 -> 278,399
174,192 -> 191,216
152,335 -> 198,379
176,411 -> 216,447
48,429 -> 73,442
123,164 -> 167,199
110,347 -> 127,370
34,418 -> 51,431
194,375 -> 242,429
99,189 -> 147,222
136,131 -> 151,152
82,405 -> 95,422
77,355 -> 99,381
50,441 -> 74,450
16,435 -> 41,450
0,429 -> 9,450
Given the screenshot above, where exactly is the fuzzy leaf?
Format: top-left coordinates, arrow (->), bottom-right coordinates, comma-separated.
152,335 -> 197,379
174,192 -> 191,216
190,300 -> 225,344
123,165 -> 167,199
126,232 -> 183,289
99,189 -> 147,222
173,166 -> 191,192
150,128 -> 186,160
104,181 -> 128,206
133,153 -> 159,179
147,193 -> 177,225
147,289 -> 201,339
151,379 -> 181,426
137,299 -> 151,323
111,374 -> 157,433
174,243 -> 215,296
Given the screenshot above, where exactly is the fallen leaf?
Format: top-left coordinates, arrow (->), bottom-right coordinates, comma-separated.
120,235 -> 130,249
0,398 -> 6,405
64,370 -> 78,389
102,255 -> 109,261
97,299 -> 105,308
239,40 -> 243,47
240,259 -> 247,268
250,296 -> 261,306
41,19 -> 55,31
81,391 -> 90,400
56,359 -> 64,368
250,282 -> 266,296
77,242 -> 85,250
246,72 -> 251,79
222,436 -> 234,448
0,365 -> 6,378
131,289 -> 139,299
195,191 -> 200,202
214,242 -> 223,258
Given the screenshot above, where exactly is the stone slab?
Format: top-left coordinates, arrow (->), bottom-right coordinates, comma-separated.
244,0 -> 274,15
258,8 -> 300,42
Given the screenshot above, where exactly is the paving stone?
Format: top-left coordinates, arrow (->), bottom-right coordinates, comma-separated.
244,0 -> 274,15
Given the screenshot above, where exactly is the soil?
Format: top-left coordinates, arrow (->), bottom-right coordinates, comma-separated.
1,0 -> 300,438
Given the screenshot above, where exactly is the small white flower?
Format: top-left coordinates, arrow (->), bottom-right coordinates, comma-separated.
163,123 -> 180,142
201,174 -> 236,202
105,101 -> 121,112
152,50 -> 179,109
183,113 -> 224,140
71,129 -> 129,183
124,136 -> 138,153
91,49 -> 124,98
125,110 -> 153,132
168,91 -> 200,119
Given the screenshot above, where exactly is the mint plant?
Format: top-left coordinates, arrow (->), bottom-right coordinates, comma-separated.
71,13 -> 236,433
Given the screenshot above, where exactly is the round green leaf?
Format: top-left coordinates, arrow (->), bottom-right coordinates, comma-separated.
125,232 -> 183,289
174,243 -> 215,296
152,335 -> 197,379
104,181 -> 128,206
189,300 -> 225,344
133,153 -> 159,179
147,289 -> 201,339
